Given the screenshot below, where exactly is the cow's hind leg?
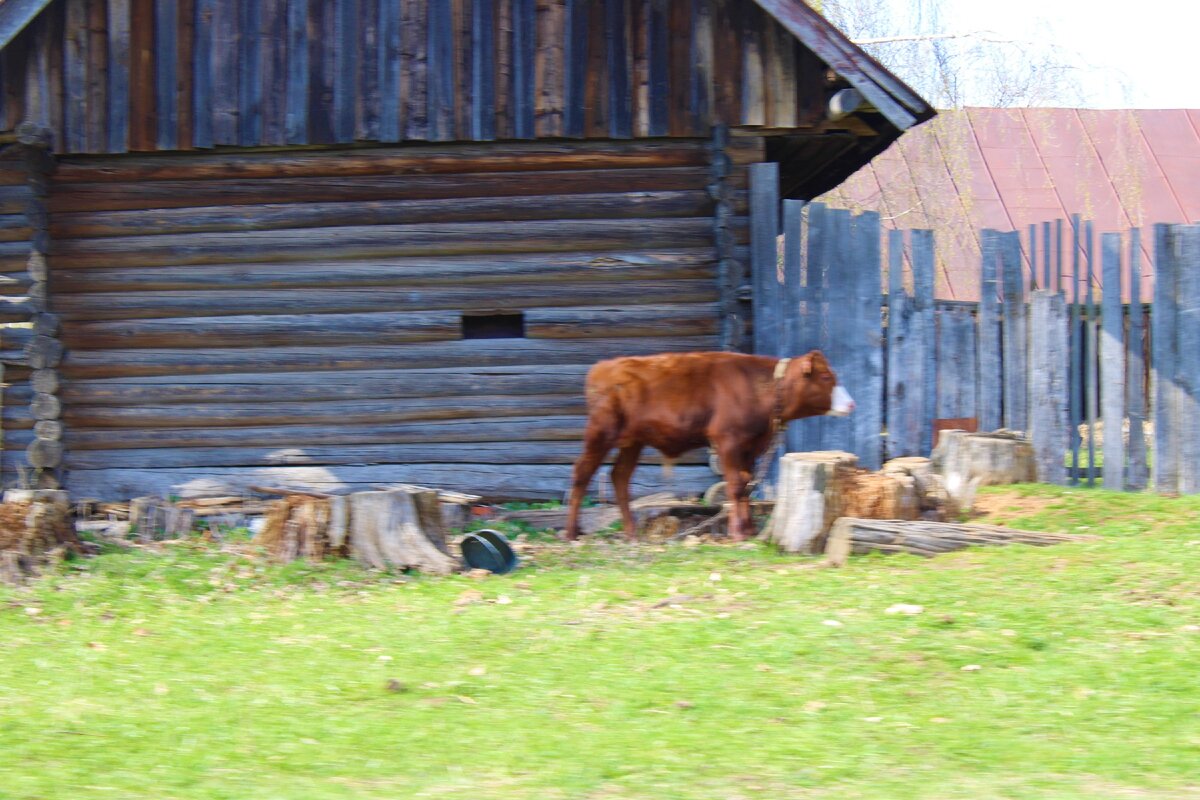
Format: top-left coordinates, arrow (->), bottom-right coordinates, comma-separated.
610,444 -> 644,540
715,443 -> 756,541
565,427 -> 615,540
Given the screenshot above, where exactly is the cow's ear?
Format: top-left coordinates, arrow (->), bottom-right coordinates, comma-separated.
798,355 -> 814,375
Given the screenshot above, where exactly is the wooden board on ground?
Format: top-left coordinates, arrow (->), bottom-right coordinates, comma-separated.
824,518 -> 1098,566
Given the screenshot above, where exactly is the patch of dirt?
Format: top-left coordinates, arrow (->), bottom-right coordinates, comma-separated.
970,491 -> 1055,520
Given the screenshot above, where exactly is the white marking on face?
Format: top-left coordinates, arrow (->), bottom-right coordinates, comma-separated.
826,385 -> 855,416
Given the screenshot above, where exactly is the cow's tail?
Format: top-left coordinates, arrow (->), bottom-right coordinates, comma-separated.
661,457 -> 675,478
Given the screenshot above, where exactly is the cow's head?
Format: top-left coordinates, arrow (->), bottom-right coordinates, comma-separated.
782,350 -> 855,419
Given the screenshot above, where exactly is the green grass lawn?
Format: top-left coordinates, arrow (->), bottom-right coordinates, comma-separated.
3,485 -> 1200,799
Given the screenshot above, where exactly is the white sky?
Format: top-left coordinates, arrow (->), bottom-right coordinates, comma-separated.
940,0 -> 1194,108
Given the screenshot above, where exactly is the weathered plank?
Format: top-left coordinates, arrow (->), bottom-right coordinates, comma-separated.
401,0 -> 428,139
1028,290 -> 1068,485
976,229 -> 1002,432
50,217 -> 721,270
67,441 -> 705,471
749,161 -> 779,356
60,335 -> 720,379
606,0 -> 631,138
52,248 -> 719,292
62,303 -> 717,349
912,228 -> 936,456
886,228 -> 916,458
64,393 -> 587,429
999,230 -> 1027,433
60,414 -> 590,451
212,0 -> 240,145
646,0 -> 668,136
470,0 -> 495,140
1099,232 -> 1125,490
65,463 -> 717,502
852,211 -> 884,469
155,0 -> 178,149
1126,227 -> 1148,490
192,0 -> 214,147
1178,225 -> 1200,494
238,0 -> 264,145
50,189 -> 717,238
934,302 -> 977,421
1152,224 -> 1182,492
61,364 -> 592,406
49,165 -> 717,213
510,0 -> 535,137
1084,220 -> 1097,486
1068,215 -> 1082,483
64,0 -> 88,153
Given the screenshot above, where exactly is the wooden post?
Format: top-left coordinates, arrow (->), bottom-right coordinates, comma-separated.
1029,290 -> 1069,485
1126,228 -> 1148,490
710,125 -> 743,352
1152,224 -> 1180,492
782,197 -> 805,453
1100,233 -> 1126,490
793,202 -> 828,454
1068,215 -> 1082,484
977,230 -> 1002,432
822,208 -> 854,456
1084,221 -> 1098,486
886,228 -> 917,458
912,229 -> 936,456
1000,231 -> 1027,433
1178,225 -> 1200,494
851,211 -> 883,470
934,302 -> 977,424
749,162 -> 780,357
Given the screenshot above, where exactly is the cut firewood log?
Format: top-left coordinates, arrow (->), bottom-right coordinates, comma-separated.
0,491 -> 80,584
931,430 -> 1036,511
823,518 -> 1098,566
349,488 -> 459,575
770,451 -> 858,553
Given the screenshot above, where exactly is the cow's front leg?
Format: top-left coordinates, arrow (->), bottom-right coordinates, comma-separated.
566,427 -> 614,540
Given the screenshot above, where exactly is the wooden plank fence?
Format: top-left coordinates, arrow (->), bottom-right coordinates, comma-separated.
762,203 -> 1200,495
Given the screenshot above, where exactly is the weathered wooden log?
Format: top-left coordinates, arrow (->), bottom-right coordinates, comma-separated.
48,166 -> 724,213
52,281 -> 719,322
49,218 -> 722,270
25,439 -> 63,469
0,274 -> 33,296
51,139 -> 718,183
349,488 -> 459,575
51,247 -> 722,292
881,456 -> 953,516
63,463 -> 717,503
259,495 -> 337,562
60,414 -> 591,450
0,492 -> 79,584
63,394 -> 585,428
1,325 -> 32,353
51,190 -> 719,238
59,336 -> 719,379
30,369 -> 59,394
128,496 -> 196,541
33,420 -> 63,441
931,430 -> 1037,511
25,335 -> 64,369
30,392 -> 61,420
60,364 -> 591,406
65,440 -> 705,470
0,185 -> 32,213
770,451 -> 858,554
824,518 -> 1098,565
61,303 -> 719,350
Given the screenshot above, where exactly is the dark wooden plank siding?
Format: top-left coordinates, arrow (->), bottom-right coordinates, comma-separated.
0,0 -> 832,152
46,138 -> 723,499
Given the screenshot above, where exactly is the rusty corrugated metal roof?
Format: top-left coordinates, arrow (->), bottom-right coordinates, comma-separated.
819,108 -> 1199,300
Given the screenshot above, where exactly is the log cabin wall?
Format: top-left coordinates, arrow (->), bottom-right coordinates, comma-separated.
0,136 -> 763,499
0,0 -> 826,155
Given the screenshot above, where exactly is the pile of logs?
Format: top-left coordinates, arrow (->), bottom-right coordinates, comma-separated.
259,486 -> 461,575
0,489 -> 81,585
823,518 -> 1097,565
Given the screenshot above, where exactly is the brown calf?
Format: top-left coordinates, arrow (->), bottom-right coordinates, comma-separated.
564,350 -> 854,541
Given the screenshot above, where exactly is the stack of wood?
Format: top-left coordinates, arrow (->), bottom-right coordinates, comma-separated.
0,489 -> 80,585
823,518 -> 1097,565
128,496 -> 196,541
771,453 -> 954,554
259,486 -> 459,575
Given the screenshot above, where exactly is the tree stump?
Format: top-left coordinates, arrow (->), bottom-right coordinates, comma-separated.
824,518 -> 1097,566
881,457 -> 954,519
0,490 -> 80,585
770,451 -> 858,553
931,430 -> 1036,511
349,488 -> 459,575
259,495 -> 337,562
